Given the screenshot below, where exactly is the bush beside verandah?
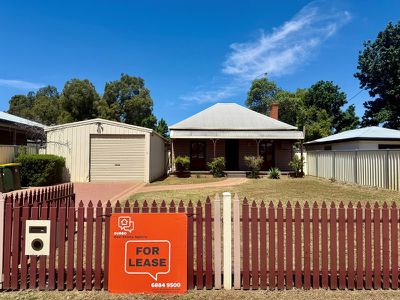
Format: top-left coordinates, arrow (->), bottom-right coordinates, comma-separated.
17,154 -> 65,186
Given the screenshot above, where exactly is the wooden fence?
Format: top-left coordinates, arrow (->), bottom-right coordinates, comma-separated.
0,145 -> 40,164
2,190 -> 400,291
307,150 -> 400,191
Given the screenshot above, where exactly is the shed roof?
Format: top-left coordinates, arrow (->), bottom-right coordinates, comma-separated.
45,118 -> 166,140
0,111 -> 45,129
305,126 -> 400,145
46,118 -> 151,132
170,103 -> 303,139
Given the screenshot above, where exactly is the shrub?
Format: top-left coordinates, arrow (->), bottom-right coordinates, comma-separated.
207,157 -> 225,177
268,167 -> 281,179
17,154 -> 65,186
244,156 -> 264,178
173,156 -> 190,172
288,155 -> 304,178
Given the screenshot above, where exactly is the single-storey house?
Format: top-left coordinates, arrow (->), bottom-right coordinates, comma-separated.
169,103 -> 304,172
44,119 -> 168,183
305,126 -> 400,151
0,111 -> 45,145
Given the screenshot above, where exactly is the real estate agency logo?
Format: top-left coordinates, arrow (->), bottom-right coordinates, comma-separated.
114,216 -> 135,236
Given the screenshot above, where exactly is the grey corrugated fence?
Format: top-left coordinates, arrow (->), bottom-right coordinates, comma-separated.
307,150 -> 400,191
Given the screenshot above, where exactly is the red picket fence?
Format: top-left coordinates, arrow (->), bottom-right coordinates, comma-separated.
2,191 -> 400,291
2,184 -> 75,290
1,196 -> 205,291
238,199 -> 399,290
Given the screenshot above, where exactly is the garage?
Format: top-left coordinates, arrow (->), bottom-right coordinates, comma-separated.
90,135 -> 145,181
44,118 -> 167,183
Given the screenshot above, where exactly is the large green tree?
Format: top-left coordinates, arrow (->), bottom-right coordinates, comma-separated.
102,74 -> 155,126
304,80 -> 358,133
246,78 -> 359,141
59,79 -> 99,123
355,21 -> 400,128
8,93 -> 35,119
245,77 -> 281,114
31,86 -> 60,125
8,86 -> 61,125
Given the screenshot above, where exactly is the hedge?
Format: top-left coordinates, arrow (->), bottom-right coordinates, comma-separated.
16,154 -> 66,186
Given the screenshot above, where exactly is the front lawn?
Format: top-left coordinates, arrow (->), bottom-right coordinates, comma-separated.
130,176 -> 400,206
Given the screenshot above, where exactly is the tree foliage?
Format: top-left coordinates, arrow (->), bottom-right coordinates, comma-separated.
7,74 -> 170,138
59,79 -> 99,123
245,77 -> 359,141
102,74 -> 155,126
354,21 -> 400,128
245,78 -> 281,114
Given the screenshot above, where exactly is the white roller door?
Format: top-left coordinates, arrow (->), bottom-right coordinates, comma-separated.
90,135 -> 145,181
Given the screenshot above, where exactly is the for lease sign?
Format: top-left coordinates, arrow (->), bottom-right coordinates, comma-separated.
108,213 -> 187,294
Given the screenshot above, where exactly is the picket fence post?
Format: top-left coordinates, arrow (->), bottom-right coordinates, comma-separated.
213,194 -> 222,289
0,193 -> 4,289
222,192 -> 232,290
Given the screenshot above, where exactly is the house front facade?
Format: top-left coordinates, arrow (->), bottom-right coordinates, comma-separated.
169,103 -> 304,172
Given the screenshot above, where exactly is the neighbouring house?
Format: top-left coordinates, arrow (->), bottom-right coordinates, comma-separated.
0,111 -> 45,145
44,119 -> 168,183
305,126 -> 400,151
169,103 -> 304,172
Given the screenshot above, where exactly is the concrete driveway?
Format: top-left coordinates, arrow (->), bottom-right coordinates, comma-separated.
74,181 -> 145,205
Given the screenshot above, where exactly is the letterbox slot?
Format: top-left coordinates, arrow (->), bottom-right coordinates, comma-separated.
29,226 -> 47,234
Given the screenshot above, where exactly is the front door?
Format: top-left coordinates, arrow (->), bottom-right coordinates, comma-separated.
225,140 -> 239,170
190,141 -> 206,170
259,141 -> 274,170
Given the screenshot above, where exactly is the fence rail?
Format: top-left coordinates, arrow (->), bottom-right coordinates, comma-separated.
2,191 -> 400,291
307,150 -> 400,191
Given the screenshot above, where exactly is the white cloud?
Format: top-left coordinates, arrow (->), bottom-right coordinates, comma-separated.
181,0 -> 351,104
0,79 -> 44,90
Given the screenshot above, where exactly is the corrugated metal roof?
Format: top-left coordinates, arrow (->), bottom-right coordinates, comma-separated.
171,130 -> 304,139
45,118 -> 167,140
305,126 -> 400,145
0,111 -> 45,128
170,103 -> 298,130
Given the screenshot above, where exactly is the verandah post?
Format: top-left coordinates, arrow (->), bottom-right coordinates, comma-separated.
223,192 -> 232,290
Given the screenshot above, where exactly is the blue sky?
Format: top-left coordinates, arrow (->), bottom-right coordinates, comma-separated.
1,0 -> 399,125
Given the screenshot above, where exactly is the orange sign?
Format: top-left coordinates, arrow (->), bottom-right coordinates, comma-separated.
108,213 -> 187,294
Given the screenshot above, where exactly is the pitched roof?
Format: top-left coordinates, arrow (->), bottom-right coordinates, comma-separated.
170,103 -> 297,130
45,118 -> 151,132
0,111 -> 45,128
305,126 -> 400,145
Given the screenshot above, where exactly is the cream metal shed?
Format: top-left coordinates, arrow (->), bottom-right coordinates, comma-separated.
44,119 -> 167,183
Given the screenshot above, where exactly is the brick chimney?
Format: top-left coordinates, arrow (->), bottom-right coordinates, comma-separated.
269,103 -> 279,120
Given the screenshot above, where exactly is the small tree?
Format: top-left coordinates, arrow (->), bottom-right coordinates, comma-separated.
244,156 -> 264,178
289,155 -> 305,178
207,157 -> 225,177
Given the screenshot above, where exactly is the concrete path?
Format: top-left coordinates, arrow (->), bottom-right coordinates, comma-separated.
136,177 -> 248,193
74,181 -> 145,205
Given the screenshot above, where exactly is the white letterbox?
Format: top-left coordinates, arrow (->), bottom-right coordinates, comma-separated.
25,220 -> 51,256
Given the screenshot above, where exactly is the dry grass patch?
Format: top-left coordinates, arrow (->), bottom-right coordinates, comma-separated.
130,176 -> 400,206
3,289 -> 400,300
